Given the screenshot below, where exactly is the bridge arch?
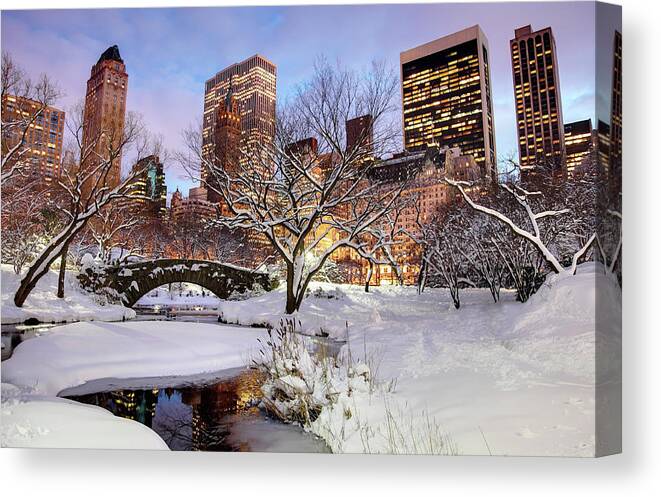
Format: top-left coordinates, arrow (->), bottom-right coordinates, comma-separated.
86,259 -> 271,307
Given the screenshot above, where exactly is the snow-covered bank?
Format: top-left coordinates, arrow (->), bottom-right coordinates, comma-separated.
1,264 -> 135,324
2,321 -> 266,396
135,283 -> 223,308
1,320 -> 267,449
1,383 -> 168,450
304,263 -> 621,456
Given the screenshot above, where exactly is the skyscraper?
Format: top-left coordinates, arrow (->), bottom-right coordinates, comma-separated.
126,155 -> 167,218
205,83 -> 242,203
1,94 -> 65,188
510,25 -> 564,175
400,25 -> 497,183
202,54 -> 276,176
596,120 -> 611,174
609,30 -> 622,184
81,45 -> 128,192
564,119 -> 593,175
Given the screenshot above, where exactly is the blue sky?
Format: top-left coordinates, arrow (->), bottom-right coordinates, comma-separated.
1,2 -> 620,197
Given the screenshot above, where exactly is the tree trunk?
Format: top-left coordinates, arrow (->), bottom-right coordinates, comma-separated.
14,233 -> 72,307
56,243 -> 69,298
417,259 -> 428,294
285,261 -> 298,314
364,261 -> 373,293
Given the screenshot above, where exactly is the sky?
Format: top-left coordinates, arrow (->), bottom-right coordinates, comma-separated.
1,2 -> 620,198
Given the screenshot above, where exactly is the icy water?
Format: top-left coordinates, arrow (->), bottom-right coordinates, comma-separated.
62,368 -> 330,453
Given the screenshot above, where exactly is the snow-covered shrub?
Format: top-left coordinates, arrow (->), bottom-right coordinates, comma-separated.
354,402 -> 458,455
77,255 -> 123,305
227,282 -> 268,301
254,319 -> 370,427
307,286 -> 346,300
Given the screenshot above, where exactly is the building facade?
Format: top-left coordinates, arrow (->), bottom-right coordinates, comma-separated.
205,84 -> 242,203
368,146 -> 482,284
346,114 -> 374,156
400,25 -> 497,183
170,186 -> 217,222
564,119 -> 593,175
81,45 -> 128,193
510,25 -> 564,175
596,120 -> 611,174
202,54 -> 276,176
609,30 -> 622,191
1,94 -> 65,188
125,155 -> 167,218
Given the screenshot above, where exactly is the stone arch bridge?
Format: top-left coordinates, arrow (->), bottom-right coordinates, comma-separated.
81,259 -> 271,307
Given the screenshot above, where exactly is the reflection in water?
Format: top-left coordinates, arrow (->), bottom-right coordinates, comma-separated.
66,369 -> 329,453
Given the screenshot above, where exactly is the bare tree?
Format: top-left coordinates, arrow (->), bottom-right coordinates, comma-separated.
491,228 -> 545,302
445,178 -> 595,276
421,221 -> 465,309
166,216 -> 210,260
180,60 -> 402,313
1,52 -> 61,183
353,198 -> 411,291
457,212 -> 504,303
13,105 -> 154,307
86,203 -> 141,264
1,190 -> 61,274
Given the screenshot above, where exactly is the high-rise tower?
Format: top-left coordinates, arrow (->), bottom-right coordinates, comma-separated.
609,30 -> 622,185
510,25 -> 564,176
202,54 -> 276,175
564,119 -> 593,175
400,25 -> 497,183
1,95 -> 65,189
204,82 -> 242,204
81,45 -> 128,193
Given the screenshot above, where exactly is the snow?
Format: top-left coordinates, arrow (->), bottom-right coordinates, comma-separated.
308,263 -> 620,456
223,263 -> 619,456
135,284 -> 222,307
1,264 -> 135,324
1,262 -> 619,456
1,383 -> 168,450
1,320 -> 266,450
2,321 -> 267,396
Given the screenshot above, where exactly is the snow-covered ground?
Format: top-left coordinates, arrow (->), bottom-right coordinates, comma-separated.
1,383 -> 168,450
221,263 -> 621,456
135,284 -> 223,308
2,321 -> 266,396
1,262 -> 620,456
1,321 -> 266,448
1,264 -> 135,324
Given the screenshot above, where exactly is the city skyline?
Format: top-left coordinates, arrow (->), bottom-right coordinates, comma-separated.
1,2 -> 619,198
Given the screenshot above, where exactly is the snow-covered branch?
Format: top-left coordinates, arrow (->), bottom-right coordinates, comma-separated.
445,178 -> 592,275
